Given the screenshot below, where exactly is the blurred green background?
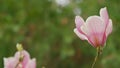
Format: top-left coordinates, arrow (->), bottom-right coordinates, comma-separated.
0,0 -> 120,68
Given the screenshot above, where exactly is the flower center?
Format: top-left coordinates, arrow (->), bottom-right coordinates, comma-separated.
94,36 -> 100,47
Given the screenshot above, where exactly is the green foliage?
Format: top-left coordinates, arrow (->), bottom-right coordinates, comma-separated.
0,0 -> 120,68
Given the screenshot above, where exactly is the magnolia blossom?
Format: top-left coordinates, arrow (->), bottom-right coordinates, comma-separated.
4,50 -> 36,68
74,7 -> 112,47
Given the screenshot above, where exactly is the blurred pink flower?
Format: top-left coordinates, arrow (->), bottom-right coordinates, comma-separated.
4,50 -> 36,68
74,7 -> 112,48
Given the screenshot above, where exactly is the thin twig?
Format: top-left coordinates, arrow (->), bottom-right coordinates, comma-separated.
15,51 -> 24,68
91,46 -> 101,68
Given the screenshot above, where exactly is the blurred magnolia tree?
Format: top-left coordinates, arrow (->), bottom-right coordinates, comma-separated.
0,0 -> 120,68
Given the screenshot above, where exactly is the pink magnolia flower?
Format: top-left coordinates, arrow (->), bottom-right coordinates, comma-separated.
74,7 -> 112,48
4,50 -> 36,68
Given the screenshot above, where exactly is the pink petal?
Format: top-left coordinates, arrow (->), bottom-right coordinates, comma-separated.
81,16 -> 106,47
15,50 -> 30,68
100,7 -> 109,24
106,19 -> 112,37
25,59 -> 36,68
75,16 -> 84,29
74,28 -> 88,40
4,57 -> 18,68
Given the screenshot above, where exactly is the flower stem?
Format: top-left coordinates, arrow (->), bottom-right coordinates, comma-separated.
91,46 -> 102,68
15,51 -> 23,68
15,43 -> 24,68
